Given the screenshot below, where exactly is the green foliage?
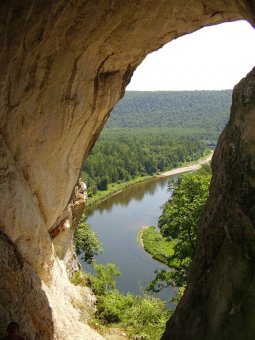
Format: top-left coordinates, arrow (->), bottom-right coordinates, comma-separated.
141,226 -> 177,266
147,170 -> 211,291
96,290 -> 170,339
89,262 -> 121,296
160,173 -> 211,243
70,262 -> 120,296
71,262 -> 170,340
146,269 -> 173,293
70,271 -> 90,287
82,128 -> 209,197
70,261 -> 120,296
107,90 -> 231,133
83,90 -> 226,198
73,217 -> 103,264
98,291 -> 170,339
197,162 -> 212,175
97,177 -> 108,191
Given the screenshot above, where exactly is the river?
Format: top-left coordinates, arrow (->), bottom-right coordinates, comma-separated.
80,175 -> 179,303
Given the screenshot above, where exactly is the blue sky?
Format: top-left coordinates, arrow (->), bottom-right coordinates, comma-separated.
127,20 -> 255,91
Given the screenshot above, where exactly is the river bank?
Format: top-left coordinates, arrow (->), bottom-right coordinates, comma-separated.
158,152 -> 213,177
138,225 -> 150,248
86,151 -> 213,208
138,161 -> 212,273
138,226 -> 178,268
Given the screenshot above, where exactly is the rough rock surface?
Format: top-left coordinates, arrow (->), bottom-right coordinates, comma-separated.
0,230 -> 103,340
0,0 -> 254,338
0,230 -> 54,339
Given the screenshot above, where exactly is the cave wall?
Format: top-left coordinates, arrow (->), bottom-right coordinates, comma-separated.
0,0 -> 247,273
0,230 -> 102,340
0,0 -> 254,338
0,230 -> 54,339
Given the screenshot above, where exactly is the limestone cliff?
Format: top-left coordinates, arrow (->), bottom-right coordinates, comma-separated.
0,230 -> 102,340
0,230 -> 54,339
0,0 -> 254,338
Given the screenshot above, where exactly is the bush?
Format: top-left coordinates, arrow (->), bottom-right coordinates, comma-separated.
96,290 -> 170,339
70,271 -> 90,287
71,262 -> 170,340
74,217 -> 103,264
146,169 -> 211,292
89,262 -> 121,296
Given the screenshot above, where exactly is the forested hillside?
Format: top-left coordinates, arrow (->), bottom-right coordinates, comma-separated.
82,90 -> 231,198
82,130 -> 208,197
108,90 -> 232,132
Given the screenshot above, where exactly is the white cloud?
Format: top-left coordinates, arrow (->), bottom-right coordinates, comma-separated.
127,20 -> 255,91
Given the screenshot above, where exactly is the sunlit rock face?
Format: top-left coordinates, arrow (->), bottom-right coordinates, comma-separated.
0,0 -> 254,338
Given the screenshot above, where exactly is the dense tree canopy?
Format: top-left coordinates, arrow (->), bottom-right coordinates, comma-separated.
160,170 -> 211,285
74,215 -> 103,264
81,90 -> 230,196
108,91 -> 231,134
147,166 -> 211,291
82,129 -> 209,197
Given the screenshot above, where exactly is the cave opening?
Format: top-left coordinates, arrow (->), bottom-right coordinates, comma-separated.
80,18 -> 255,286
127,20 -> 255,92
77,19 -> 255,338
1,1 -> 255,339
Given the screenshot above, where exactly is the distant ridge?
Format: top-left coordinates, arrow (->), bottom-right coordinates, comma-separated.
108,90 -> 232,132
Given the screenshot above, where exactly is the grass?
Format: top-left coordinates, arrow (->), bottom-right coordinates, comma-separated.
141,226 -> 179,269
70,269 -> 170,340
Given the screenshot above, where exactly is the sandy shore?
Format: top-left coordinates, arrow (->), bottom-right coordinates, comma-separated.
138,225 -> 150,248
158,151 -> 213,178
87,151 -> 213,208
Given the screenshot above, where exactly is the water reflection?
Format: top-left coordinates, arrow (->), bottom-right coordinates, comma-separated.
87,176 -> 172,217
82,175 -> 178,302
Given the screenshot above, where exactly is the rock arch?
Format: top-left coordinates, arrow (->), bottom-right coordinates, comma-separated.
0,1 -> 254,338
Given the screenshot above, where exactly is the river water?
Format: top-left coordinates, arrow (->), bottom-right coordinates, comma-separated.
81,175 -> 178,302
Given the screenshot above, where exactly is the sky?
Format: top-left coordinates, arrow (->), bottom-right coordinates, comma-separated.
126,20 -> 255,91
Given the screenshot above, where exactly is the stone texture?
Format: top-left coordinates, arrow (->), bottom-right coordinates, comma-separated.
49,178 -> 87,261
0,0 -> 254,338
0,0 -> 249,281
0,229 -> 103,340
0,230 -> 54,339
0,134 -> 54,280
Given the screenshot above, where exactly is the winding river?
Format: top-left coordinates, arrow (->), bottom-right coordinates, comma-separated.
80,175 -> 178,302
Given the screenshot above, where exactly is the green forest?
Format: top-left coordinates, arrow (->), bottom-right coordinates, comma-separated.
72,91 -> 227,338
82,130 -> 208,198
107,90 -> 231,133
81,90 -> 230,199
